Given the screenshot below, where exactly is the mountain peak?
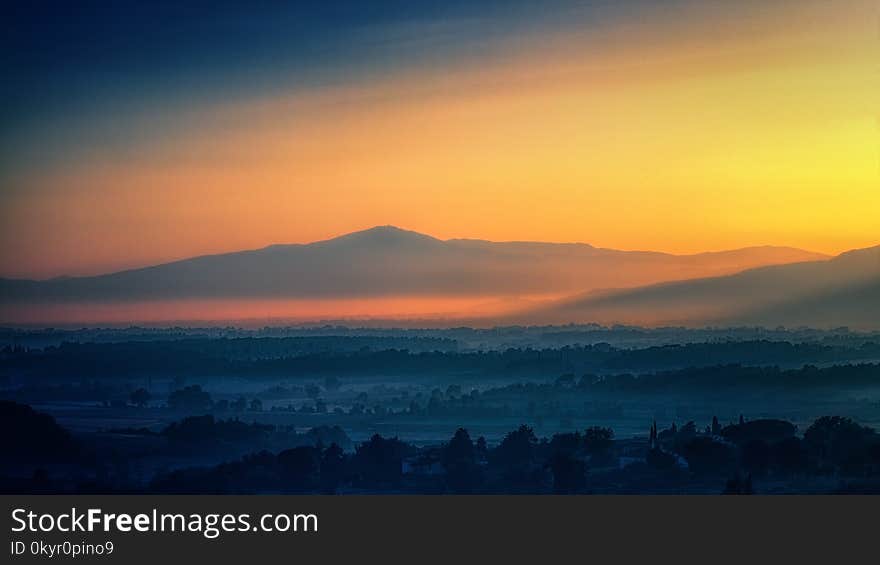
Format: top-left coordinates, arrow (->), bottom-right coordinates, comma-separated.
321,225 -> 442,247
832,244 -> 880,266
359,225 -> 414,236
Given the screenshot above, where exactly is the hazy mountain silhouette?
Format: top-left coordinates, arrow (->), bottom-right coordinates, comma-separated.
0,226 -> 826,307
522,245 -> 880,329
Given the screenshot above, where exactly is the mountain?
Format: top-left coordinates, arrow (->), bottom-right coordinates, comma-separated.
0,226 -> 827,310
522,245 -> 880,329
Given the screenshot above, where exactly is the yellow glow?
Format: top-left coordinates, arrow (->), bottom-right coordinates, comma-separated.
1,0 -> 877,279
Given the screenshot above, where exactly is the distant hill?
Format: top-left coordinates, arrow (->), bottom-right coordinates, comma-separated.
522,245 -> 880,329
0,226 -> 827,308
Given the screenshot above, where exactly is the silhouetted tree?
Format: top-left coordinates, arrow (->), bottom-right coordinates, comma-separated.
129,388 -> 151,408
741,440 -> 770,476
320,443 -> 345,492
354,434 -> 409,488
492,425 -> 542,491
770,437 -> 809,476
277,446 -> 321,490
723,473 -> 754,495
495,425 -> 538,467
167,385 -> 212,412
162,415 -> 272,445
721,419 -> 796,446
443,428 -> 479,492
550,432 -> 583,457
584,426 -> 614,465
681,437 -> 736,475
475,436 -> 488,460
550,453 -> 586,493
804,416 -> 877,472
646,448 -> 679,472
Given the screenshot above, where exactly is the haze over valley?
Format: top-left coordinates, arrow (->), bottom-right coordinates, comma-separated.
5,226 -> 869,328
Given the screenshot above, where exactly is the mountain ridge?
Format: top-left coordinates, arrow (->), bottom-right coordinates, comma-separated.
0,225 -> 829,283
521,244 -> 880,329
2,225 -> 858,327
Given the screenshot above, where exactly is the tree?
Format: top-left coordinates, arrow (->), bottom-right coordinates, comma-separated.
475,436 -> 488,460
646,448 -> 679,472
721,419 -> 796,446
443,428 -> 479,493
277,446 -> 321,491
550,453 -> 586,493
723,473 -> 754,495
741,440 -> 770,476
353,434 -> 409,488
493,425 -> 541,491
495,425 -> 538,468
584,426 -> 614,459
320,443 -> 345,492
681,437 -> 736,475
771,437 -> 809,476
550,432 -> 583,457
129,388 -> 151,408
161,415 -> 271,445
167,385 -> 212,412
804,416 -> 876,471
444,428 -> 475,465
307,425 -> 352,450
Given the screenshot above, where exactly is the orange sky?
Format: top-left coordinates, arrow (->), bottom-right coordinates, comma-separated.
1,0 -> 877,280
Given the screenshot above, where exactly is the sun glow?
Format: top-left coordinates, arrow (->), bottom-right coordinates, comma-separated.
1,1 -> 877,282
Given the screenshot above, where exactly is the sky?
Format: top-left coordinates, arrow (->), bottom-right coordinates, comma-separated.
2,0 -> 878,280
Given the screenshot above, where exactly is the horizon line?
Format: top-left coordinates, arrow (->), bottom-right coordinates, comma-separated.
2,224 -> 851,282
